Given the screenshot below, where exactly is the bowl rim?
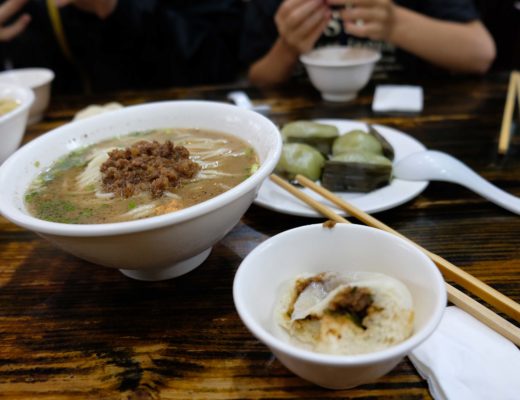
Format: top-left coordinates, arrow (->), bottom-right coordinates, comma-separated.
0,67 -> 55,89
233,223 -> 447,366
0,100 -> 282,237
300,45 -> 381,67
0,82 -> 35,123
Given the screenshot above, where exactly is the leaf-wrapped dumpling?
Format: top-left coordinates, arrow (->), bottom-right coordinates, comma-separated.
276,143 -> 325,181
368,125 -> 394,160
322,151 -> 392,192
332,130 -> 384,156
329,151 -> 392,166
282,121 -> 339,155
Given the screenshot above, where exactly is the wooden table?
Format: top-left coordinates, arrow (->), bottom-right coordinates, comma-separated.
1,74 -> 519,399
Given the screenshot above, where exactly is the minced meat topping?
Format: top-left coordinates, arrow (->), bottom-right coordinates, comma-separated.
100,140 -> 200,198
328,286 -> 373,322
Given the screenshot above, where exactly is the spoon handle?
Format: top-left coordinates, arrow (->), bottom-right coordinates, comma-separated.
459,173 -> 520,214
442,155 -> 520,215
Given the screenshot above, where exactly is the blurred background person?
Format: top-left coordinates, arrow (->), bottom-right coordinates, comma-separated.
241,0 -> 496,87
1,0 -> 243,93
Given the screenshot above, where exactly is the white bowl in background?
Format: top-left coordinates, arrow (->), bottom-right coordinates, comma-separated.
233,223 -> 446,389
0,83 -> 34,164
0,68 -> 54,124
0,101 -> 282,280
301,46 -> 381,102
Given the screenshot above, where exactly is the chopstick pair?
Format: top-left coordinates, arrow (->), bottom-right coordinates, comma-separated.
270,174 -> 520,346
498,70 -> 520,154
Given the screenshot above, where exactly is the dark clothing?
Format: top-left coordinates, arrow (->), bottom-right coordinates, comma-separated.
240,0 -> 480,76
2,0 -> 243,93
476,0 -> 520,70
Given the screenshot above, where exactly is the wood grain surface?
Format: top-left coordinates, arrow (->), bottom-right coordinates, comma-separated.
0,73 -> 519,399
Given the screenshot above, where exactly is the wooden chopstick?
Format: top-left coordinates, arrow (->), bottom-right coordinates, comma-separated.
498,71 -> 519,154
269,174 -> 520,345
516,72 -> 520,119
295,174 -> 520,323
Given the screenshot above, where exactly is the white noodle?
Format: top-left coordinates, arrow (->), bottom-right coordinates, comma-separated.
216,183 -> 231,190
193,148 -> 233,159
164,192 -> 181,200
198,161 -> 220,169
120,203 -> 156,219
198,170 -> 237,176
95,192 -> 115,200
76,147 -> 117,190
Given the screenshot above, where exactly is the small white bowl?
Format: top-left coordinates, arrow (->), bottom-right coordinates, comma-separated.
300,46 -> 380,102
0,101 -> 282,280
233,223 -> 446,389
0,68 -> 54,124
0,83 -> 34,164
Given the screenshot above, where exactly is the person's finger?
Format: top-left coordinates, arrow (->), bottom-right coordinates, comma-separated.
341,6 -> 387,23
276,0 -> 326,43
301,15 -> 331,51
277,0 -> 313,21
326,0 -> 347,6
345,0 -> 386,6
0,13 -> 30,41
276,0 -> 309,32
0,0 -> 28,25
290,5 -> 329,43
285,0 -> 326,31
344,21 -> 384,40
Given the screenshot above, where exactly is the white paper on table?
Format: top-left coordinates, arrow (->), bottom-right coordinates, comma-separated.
409,306 -> 520,400
372,85 -> 423,112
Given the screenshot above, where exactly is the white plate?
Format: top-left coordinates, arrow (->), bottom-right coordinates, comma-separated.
254,119 -> 428,217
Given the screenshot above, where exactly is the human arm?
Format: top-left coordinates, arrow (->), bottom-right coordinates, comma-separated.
328,0 -> 496,74
0,0 -> 31,42
388,5 -> 495,74
54,0 -> 117,19
247,0 -> 331,87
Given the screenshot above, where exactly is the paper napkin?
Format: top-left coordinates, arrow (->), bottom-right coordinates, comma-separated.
409,306 -> 520,400
372,85 -> 423,112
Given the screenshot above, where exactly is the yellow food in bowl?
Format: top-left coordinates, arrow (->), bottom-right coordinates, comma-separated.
0,98 -> 20,116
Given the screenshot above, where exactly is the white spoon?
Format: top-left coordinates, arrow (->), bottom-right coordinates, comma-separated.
227,91 -> 271,115
393,150 -> 520,215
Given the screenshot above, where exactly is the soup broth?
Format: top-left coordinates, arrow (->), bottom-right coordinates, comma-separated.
25,128 -> 258,224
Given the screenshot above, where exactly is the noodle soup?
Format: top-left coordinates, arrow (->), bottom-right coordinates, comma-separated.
25,128 -> 258,224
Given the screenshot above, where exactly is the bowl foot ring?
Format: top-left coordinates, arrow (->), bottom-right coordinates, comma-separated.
322,92 -> 357,102
119,247 -> 212,281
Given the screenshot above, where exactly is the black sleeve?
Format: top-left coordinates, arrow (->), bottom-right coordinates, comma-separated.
152,1 -> 243,85
396,0 -> 480,22
239,0 -> 281,67
105,0 -> 157,34
62,0 -> 243,90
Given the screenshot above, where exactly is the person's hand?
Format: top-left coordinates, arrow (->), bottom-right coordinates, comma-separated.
327,0 -> 396,41
55,0 -> 118,19
0,0 -> 31,42
275,0 -> 331,55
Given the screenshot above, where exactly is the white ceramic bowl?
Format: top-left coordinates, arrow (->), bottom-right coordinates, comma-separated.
0,68 -> 54,124
0,83 -> 34,164
300,46 -> 381,102
233,223 -> 446,389
0,101 -> 282,280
